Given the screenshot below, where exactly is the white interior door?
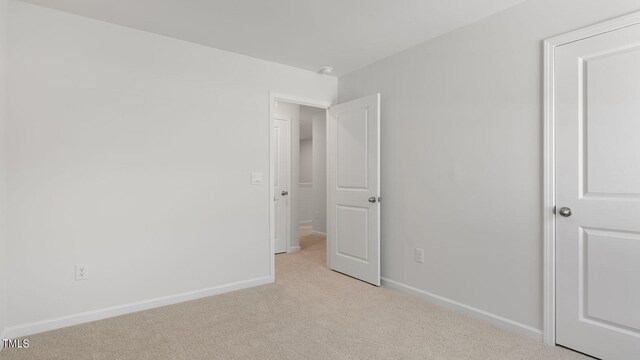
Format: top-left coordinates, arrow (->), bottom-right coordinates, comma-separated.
555,22 -> 640,360
273,116 -> 290,254
327,94 -> 380,286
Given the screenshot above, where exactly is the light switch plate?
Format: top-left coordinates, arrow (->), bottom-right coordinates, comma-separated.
251,172 -> 264,185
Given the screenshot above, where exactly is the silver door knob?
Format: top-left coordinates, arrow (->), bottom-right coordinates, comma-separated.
558,207 -> 572,217
281,190 -> 288,196
368,196 -> 377,203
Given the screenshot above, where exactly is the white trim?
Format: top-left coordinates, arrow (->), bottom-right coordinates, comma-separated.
299,220 -> 312,225
3,276 -> 272,338
542,35 -> 557,348
269,92 -> 331,282
299,182 -> 313,187
542,10 -> 640,347
270,93 -> 332,110
381,277 -> 542,341
287,246 -> 301,253
311,230 -> 326,237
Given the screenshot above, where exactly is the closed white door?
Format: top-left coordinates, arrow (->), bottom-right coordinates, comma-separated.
555,22 -> 640,360
273,116 -> 290,254
327,94 -> 380,286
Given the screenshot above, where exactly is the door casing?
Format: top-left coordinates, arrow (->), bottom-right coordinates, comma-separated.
542,10 -> 640,347
269,92 -> 332,281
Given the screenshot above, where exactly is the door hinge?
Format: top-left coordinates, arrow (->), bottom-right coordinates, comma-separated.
552,206 -> 556,215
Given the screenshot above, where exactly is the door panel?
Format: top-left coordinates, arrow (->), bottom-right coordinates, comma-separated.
328,94 -> 380,286
273,117 -> 290,254
336,205 -> 369,261
555,22 -> 640,360
582,228 -> 640,332
337,109 -> 369,189
585,47 -> 640,196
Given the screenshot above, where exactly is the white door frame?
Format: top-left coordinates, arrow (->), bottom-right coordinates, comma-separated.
542,10 -> 640,347
269,92 -> 332,281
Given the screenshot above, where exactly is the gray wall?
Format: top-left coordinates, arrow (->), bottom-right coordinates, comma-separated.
311,112 -> 326,234
299,139 -> 313,184
338,0 -> 640,332
298,138 -> 313,223
6,1 -> 335,330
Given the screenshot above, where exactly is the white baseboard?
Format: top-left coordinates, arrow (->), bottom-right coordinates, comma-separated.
311,230 -> 326,237
381,277 -> 543,342
4,276 -> 273,339
288,246 -> 301,253
299,220 -> 312,225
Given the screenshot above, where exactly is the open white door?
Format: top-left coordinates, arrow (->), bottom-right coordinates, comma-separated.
273,116 -> 290,254
554,21 -> 640,359
327,94 -> 380,286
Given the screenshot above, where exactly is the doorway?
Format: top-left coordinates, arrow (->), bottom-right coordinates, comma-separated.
272,99 -> 327,255
268,94 -> 331,283
269,92 -> 382,286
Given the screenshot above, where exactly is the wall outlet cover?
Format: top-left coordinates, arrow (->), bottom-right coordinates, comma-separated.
75,264 -> 89,280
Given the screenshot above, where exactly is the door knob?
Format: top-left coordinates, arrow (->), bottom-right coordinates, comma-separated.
368,196 -> 377,204
281,190 -> 288,196
558,207 -> 572,217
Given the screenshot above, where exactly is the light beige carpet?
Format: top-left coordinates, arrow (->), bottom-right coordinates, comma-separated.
0,234 -> 588,360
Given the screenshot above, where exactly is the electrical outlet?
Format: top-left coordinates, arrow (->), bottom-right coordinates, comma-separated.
76,264 -> 88,280
415,248 -> 424,263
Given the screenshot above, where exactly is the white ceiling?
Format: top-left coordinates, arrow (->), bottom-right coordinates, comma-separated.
21,0 -> 526,76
